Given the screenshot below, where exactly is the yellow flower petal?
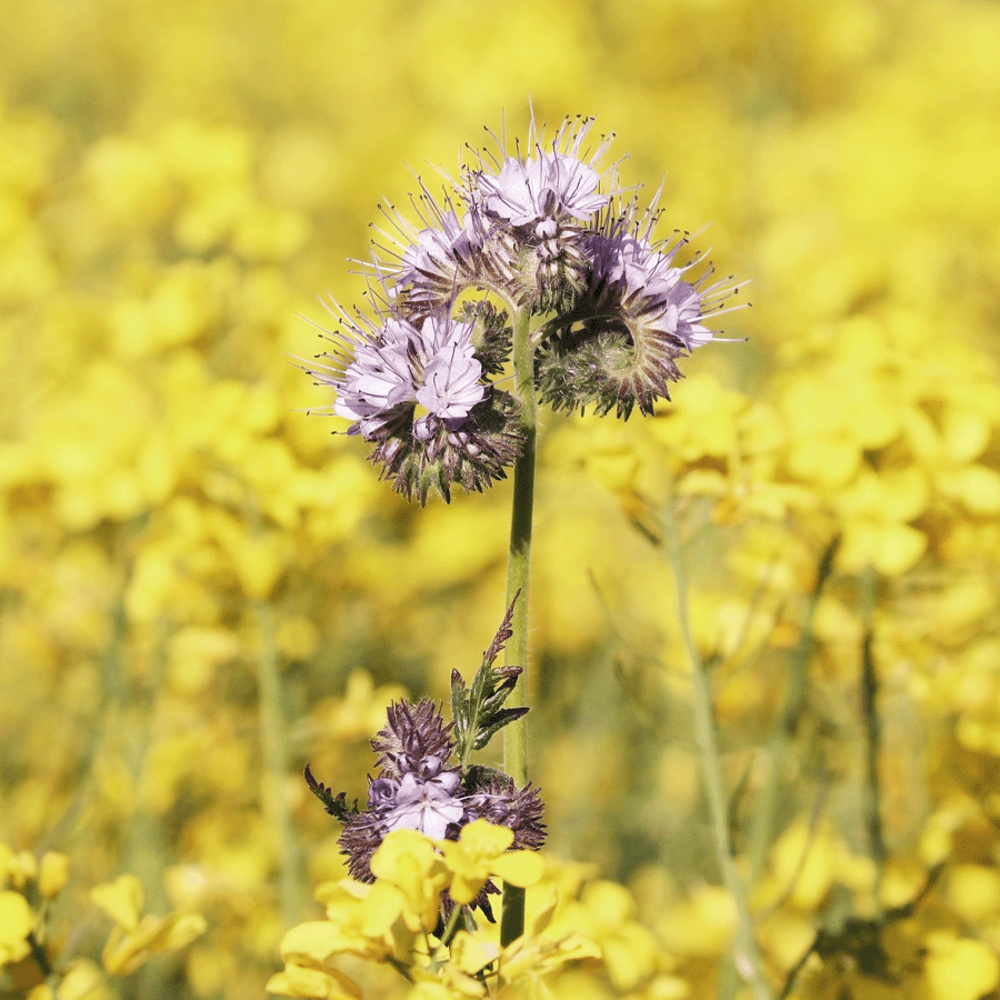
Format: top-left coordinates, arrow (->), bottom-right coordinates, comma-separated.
101,910 -> 206,976
0,890 -> 34,964
838,519 -> 927,576
266,964 -> 362,1000
946,865 -> 1000,924
500,931 -> 602,983
281,921 -> 365,965
937,464 -> 1000,514
54,958 -> 115,1000
454,819 -> 514,856
925,933 -> 1000,1000
491,851 -> 544,890
38,853 -> 70,900
439,821 -> 540,905
449,930 -> 499,975
371,831 -> 450,932
941,405 -> 991,463
91,874 -> 144,931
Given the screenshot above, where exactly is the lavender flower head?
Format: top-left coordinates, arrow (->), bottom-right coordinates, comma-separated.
307,304 -> 524,503
307,112 -> 747,500
390,206 -> 491,316
305,601 -> 544,920
306,698 -> 544,900
332,314 -> 483,431
478,149 -> 609,227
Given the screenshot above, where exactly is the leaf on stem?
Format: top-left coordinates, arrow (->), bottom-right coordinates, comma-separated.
451,592 -> 528,765
305,763 -> 360,823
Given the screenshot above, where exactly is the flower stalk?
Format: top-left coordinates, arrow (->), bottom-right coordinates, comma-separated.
255,599 -> 305,926
664,504 -> 772,1000
501,304 -> 537,945
746,536 -> 839,887
503,303 -> 536,790
303,109 -> 747,972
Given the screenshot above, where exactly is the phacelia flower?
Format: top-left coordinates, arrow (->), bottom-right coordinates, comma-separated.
591,232 -> 717,351
466,115 -> 617,312
386,204 -> 496,316
332,313 -> 483,428
533,195 -> 746,418
310,697 -> 545,892
309,112 -> 746,499
307,305 -> 524,503
477,149 -> 609,227
397,210 -> 482,288
329,316 -> 418,436
413,313 -> 485,423
306,614 -> 544,918
384,771 -> 465,840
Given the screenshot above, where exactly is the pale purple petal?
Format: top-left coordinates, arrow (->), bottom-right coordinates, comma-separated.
333,333 -> 416,426
384,773 -> 466,840
395,210 -> 482,289
332,313 -> 485,437
590,233 -> 713,352
413,315 -> 485,419
481,150 -> 608,226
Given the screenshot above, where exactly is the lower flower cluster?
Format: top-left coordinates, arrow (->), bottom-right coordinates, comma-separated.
310,698 -> 544,920
304,602 -> 544,926
266,826 -> 609,1000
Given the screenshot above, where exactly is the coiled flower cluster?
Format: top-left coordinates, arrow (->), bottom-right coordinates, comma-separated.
306,695 -> 543,920
307,116 -> 745,502
310,699 -> 544,885
304,596 -> 544,922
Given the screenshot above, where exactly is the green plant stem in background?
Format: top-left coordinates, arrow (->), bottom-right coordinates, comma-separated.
500,304 -> 537,947
747,536 -> 839,887
859,564 -> 886,909
255,599 -> 305,927
664,507 -> 773,1000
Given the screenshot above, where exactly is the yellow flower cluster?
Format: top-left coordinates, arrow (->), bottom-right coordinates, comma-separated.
0,846 -> 204,999
267,823 -> 694,1000
3,0 -> 1000,998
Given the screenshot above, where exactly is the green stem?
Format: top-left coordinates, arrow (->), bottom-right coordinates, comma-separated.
664,507 -> 772,1000
747,536 -> 839,886
27,931 -> 52,978
256,599 -> 305,927
434,904 -> 466,955
501,303 -> 536,947
859,565 -> 885,908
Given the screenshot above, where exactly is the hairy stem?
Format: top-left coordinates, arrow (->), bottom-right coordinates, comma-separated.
664,506 -> 772,1000
501,303 -> 536,946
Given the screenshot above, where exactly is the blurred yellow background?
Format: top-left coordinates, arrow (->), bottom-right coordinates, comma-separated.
2,1 -> 1000,998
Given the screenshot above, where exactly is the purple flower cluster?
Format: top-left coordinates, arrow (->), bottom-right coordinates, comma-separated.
307,115 -> 745,501
312,699 -> 544,903
478,148 -> 609,227
332,313 -> 485,439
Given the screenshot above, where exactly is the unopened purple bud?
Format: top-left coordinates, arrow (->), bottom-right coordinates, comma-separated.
418,754 -> 446,778
412,415 -> 437,441
535,218 -> 559,240
367,776 -> 398,811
